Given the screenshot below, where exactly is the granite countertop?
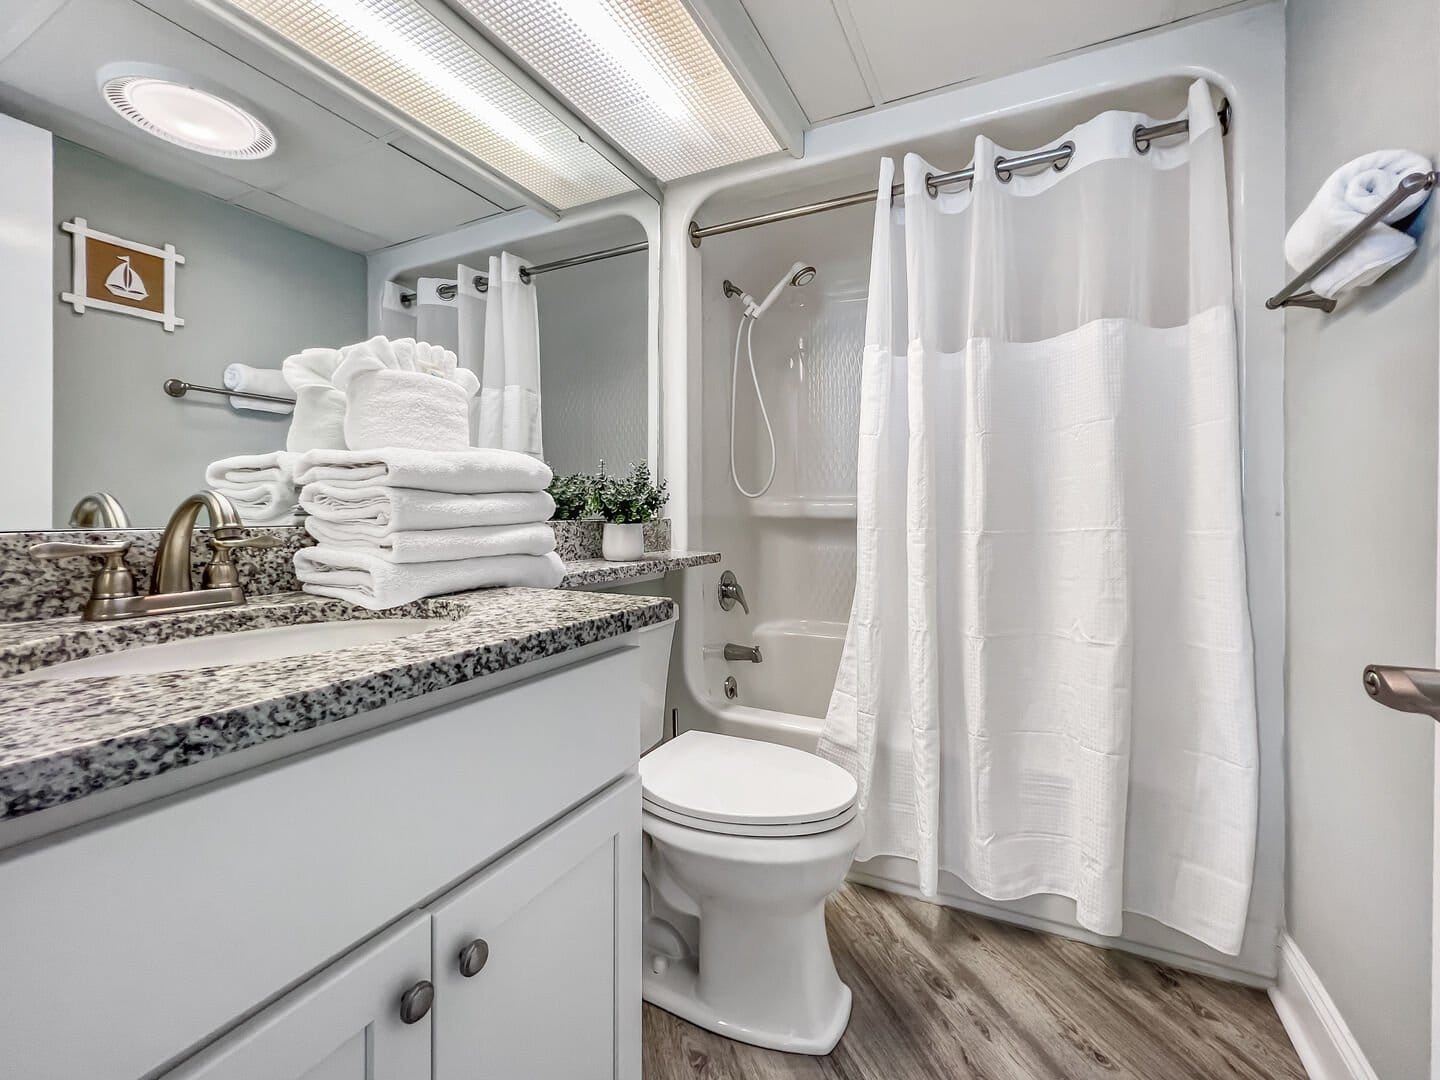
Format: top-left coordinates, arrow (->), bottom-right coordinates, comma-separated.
561,550 -> 721,588
0,588 -> 674,822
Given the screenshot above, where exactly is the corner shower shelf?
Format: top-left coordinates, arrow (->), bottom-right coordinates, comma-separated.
748,496 -> 857,520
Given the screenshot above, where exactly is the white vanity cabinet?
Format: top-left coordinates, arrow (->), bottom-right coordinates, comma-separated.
0,644 -> 645,1080
161,913 -> 434,1080
165,777 -> 640,1080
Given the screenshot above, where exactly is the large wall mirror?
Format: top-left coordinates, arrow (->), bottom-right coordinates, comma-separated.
0,0 -> 654,531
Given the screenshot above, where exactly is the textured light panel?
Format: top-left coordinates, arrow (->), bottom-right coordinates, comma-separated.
457,0 -> 782,182
220,0 -> 635,208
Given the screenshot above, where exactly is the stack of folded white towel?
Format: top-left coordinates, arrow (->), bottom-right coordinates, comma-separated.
293,446 -> 563,610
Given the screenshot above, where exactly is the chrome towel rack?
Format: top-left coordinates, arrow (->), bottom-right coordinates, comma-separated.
1267,170 -> 1436,311
163,378 -> 294,406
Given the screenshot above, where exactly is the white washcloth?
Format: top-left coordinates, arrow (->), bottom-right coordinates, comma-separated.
295,547 -> 565,609
282,348 -> 347,453
223,364 -> 294,415
304,519 -> 556,563
299,486 -> 554,534
333,336 -> 479,395
206,452 -> 298,525
1284,150 -> 1433,299
221,484 -> 299,526
295,448 -> 553,494
343,368 -> 474,452
206,451 -> 296,487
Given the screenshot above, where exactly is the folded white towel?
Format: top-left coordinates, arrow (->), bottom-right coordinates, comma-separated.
333,336 -> 479,396
282,349 -> 347,453
223,364 -> 294,415
295,448 -> 553,494
295,547 -> 565,609
206,451 -> 296,487
344,368 -> 474,452
299,486 -> 555,534
221,483 -> 299,526
305,519 -> 556,563
1285,150 -> 1433,299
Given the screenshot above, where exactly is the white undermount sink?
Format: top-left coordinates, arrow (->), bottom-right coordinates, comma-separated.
15,619 -> 445,683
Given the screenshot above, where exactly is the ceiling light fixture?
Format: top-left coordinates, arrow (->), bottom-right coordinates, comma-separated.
454,0 -> 782,182
101,73 -> 276,160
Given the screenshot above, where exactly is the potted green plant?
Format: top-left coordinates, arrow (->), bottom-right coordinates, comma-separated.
546,472 -> 592,521
589,460 -> 668,561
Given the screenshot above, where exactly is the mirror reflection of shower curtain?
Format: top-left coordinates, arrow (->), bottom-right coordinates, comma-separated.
378,281 -> 417,339
479,252 -> 543,457
415,277 -> 459,352
820,80 -> 1259,956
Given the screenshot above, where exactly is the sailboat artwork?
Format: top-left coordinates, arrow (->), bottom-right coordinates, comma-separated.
104,256 -> 148,301
61,217 -> 185,331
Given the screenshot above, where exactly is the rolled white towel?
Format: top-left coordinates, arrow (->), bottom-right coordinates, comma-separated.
223,364 -> 294,415
304,519 -> 556,563
1285,150 -> 1433,299
282,348 -> 347,453
335,336 -> 479,396
299,486 -> 554,534
295,547 -> 565,609
344,368 -> 474,452
295,448 -> 553,494
206,451 -> 296,487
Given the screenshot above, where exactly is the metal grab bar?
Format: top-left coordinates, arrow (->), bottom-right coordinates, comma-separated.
1267,171 -> 1436,312
163,378 -> 294,406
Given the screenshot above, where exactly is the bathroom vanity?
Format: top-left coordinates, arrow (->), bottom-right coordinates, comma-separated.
0,588 -> 673,1079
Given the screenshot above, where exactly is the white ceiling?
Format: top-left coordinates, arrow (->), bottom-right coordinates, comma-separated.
0,0 -> 523,252
0,0 -> 1243,254
739,0 -> 1240,123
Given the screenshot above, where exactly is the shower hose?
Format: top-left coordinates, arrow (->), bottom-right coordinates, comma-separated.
730,315 -> 776,498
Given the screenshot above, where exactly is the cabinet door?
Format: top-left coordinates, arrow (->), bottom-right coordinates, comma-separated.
163,913 -> 432,1080
431,774 -> 642,1080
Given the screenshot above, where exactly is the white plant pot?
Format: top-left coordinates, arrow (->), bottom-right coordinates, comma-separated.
602,522 -> 646,562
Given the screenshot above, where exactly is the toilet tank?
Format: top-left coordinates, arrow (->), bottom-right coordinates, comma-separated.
637,612 -> 678,751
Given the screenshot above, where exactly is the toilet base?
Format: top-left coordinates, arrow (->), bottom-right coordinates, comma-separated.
644,953 -> 852,1055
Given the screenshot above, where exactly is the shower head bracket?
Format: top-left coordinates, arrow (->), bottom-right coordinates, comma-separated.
722,280 -> 746,300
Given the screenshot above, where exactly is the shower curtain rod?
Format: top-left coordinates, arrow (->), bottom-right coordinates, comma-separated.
688,101 -> 1231,247
398,240 -> 648,307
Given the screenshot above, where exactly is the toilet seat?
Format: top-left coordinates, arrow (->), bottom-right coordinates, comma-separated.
640,730 -> 858,838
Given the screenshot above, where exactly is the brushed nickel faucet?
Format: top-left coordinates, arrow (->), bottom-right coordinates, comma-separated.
31,490 -> 280,622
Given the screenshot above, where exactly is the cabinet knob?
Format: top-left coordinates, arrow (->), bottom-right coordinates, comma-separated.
399,979 -> 434,1024
458,938 -> 490,978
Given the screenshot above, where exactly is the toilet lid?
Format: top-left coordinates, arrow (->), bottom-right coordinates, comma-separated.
640,730 -> 858,829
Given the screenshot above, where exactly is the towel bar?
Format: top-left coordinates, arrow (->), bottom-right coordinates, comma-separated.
1267,170 -> 1436,312
163,378 -> 294,406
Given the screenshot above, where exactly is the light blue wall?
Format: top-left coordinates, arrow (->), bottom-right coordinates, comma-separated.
51,139 -> 367,526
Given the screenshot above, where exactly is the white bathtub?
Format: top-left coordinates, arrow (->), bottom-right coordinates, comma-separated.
700,617 -> 846,752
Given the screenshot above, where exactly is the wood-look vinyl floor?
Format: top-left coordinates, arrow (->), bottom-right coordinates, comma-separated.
643,884 -> 1305,1080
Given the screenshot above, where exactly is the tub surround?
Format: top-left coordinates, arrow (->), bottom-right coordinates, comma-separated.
0,587 -> 673,820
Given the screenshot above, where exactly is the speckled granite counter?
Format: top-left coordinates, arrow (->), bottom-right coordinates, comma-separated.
0,588 -> 673,821
560,551 -> 720,589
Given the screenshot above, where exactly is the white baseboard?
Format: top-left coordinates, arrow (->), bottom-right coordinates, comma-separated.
1269,934 -> 1378,1080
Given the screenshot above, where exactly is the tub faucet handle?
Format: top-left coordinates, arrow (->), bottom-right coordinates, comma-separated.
717,570 -> 749,614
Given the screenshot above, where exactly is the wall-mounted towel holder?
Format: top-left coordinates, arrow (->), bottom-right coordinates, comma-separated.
163,378 -> 294,406
1267,170 -> 1437,311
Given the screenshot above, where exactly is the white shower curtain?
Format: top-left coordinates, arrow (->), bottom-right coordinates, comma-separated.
479,252 -> 543,457
819,80 -> 1259,955
378,281 -> 417,340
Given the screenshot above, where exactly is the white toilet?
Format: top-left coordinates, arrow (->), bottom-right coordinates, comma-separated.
634,618 -> 861,1054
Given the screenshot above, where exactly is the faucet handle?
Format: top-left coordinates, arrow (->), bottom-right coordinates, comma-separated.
30,539 -> 132,561
30,540 -> 136,602
204,533 -> 281,589
717,569 -> 749,614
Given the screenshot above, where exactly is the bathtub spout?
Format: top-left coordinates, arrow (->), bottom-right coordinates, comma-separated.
724,643 -> 763,663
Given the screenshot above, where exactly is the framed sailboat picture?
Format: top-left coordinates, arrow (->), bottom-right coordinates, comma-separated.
60,218 -> 184,331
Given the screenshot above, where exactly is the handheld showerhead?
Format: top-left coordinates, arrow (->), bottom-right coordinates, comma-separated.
742,260 -> 814,320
